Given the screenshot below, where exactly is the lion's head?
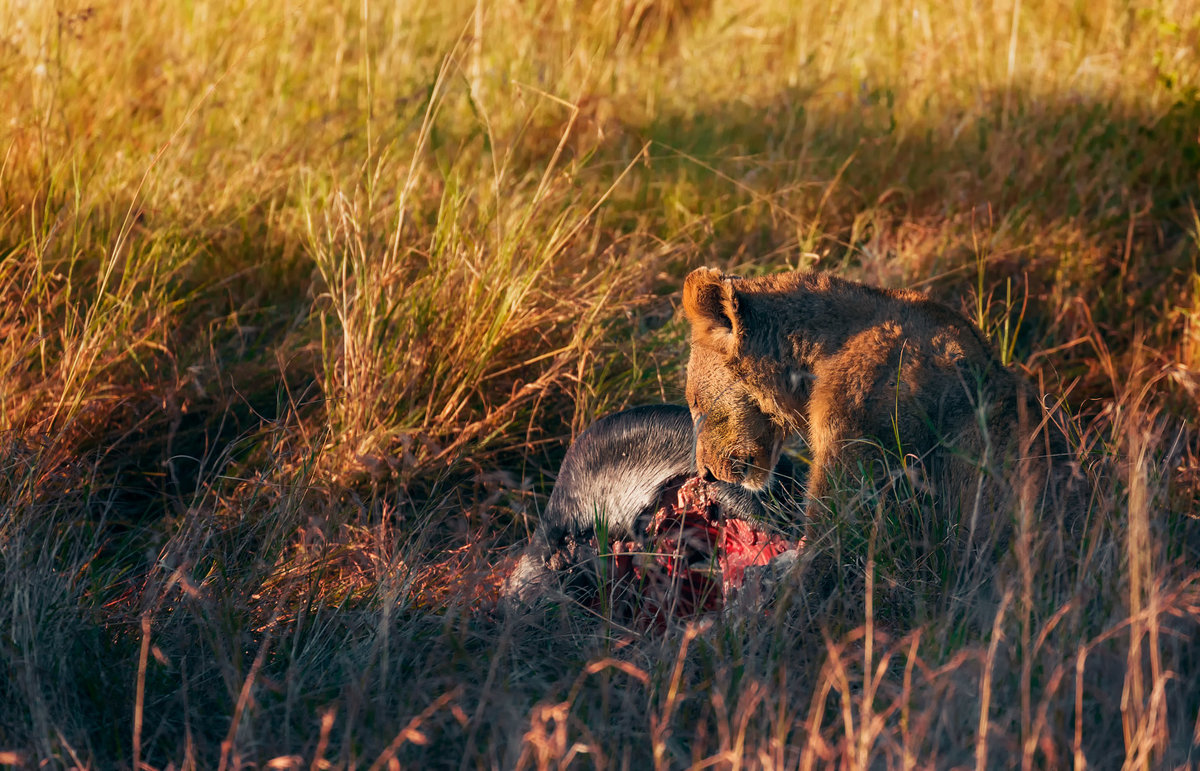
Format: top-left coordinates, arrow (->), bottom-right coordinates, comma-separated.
682,268 -> 810,491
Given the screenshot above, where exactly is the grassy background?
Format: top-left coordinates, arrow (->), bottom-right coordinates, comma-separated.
1,0 -> 1199,767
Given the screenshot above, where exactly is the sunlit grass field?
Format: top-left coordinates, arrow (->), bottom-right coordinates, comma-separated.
2,0 -> 1199,766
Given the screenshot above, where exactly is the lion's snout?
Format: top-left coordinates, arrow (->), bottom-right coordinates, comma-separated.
696,440 -> 769,492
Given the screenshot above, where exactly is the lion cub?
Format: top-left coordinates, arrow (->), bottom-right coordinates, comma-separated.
682,267 -> 1086,541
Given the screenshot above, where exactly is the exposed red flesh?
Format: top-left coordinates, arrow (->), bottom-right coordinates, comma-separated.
719,518 -> 797,587
602,476 -> 801,623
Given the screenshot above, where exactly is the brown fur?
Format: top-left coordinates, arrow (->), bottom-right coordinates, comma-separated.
682,267 -> 1087,541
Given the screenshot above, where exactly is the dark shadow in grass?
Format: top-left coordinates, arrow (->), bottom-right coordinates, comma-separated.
614,84 -> 1199,241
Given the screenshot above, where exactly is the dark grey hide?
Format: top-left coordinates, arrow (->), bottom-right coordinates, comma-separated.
502,404 -> 800,608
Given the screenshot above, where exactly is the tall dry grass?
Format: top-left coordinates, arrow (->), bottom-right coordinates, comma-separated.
0,0 -> 1198,767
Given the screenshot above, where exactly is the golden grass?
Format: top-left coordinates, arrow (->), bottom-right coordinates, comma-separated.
1,0 -> 1198,767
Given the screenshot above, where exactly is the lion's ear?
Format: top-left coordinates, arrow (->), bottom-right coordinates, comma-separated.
683,267 -> 743,357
